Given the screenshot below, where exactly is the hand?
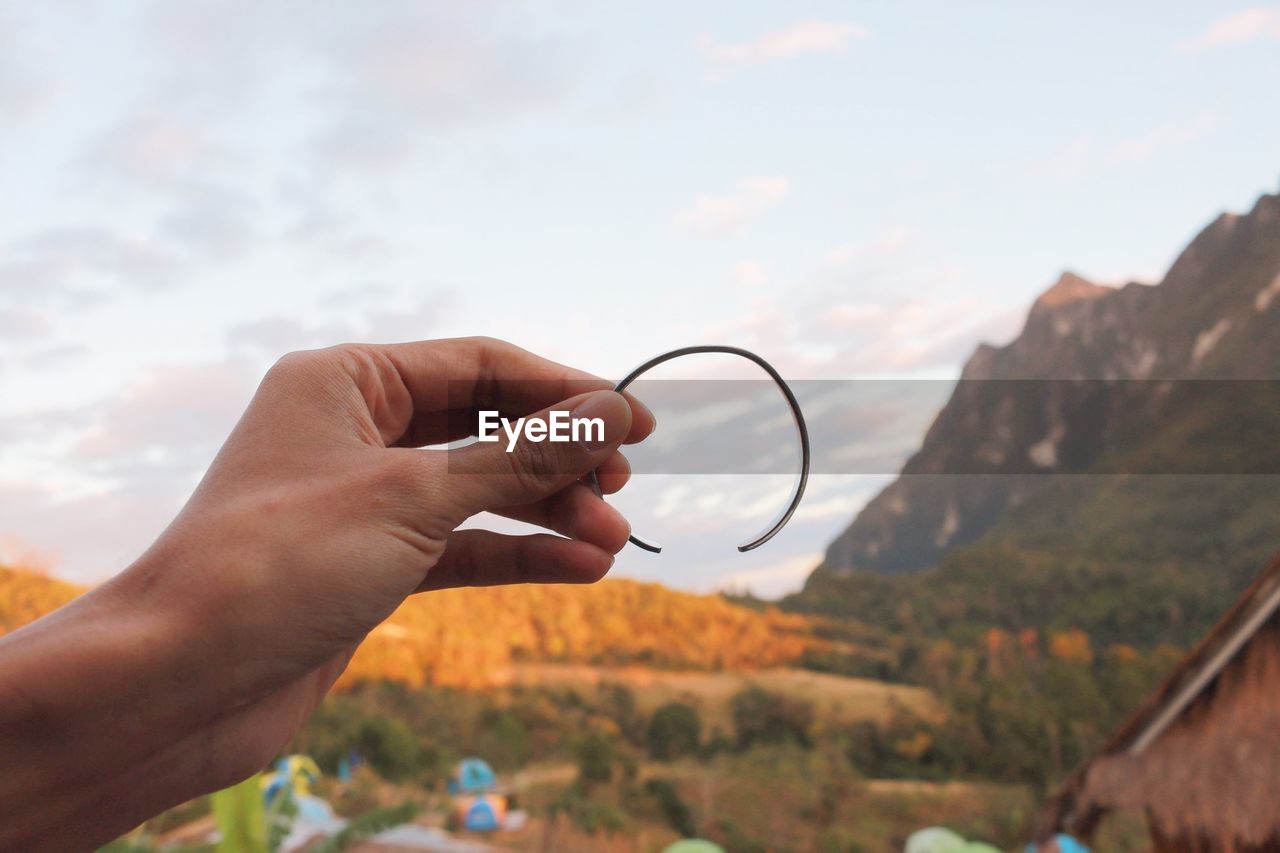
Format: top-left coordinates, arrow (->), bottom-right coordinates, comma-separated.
0,337 -> 654,850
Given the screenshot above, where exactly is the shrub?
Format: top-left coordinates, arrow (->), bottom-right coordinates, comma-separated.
646,702 -> 702,761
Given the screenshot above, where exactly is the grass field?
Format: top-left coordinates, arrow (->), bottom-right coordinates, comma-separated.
502,663 -> 942,735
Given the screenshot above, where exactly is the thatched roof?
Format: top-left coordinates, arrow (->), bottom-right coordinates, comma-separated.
1038,552 -> 1280,847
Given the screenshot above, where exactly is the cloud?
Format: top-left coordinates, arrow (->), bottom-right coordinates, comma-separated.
1177,7 -> 1280,52
0,478 -> 188,583
696,257 -> 1025,379
696,19 -> 869,67
79,114 -> 227,187
675,177 -> 790,235
1109,112 -> 1217,163
73,115 -> 265,261
70,360 -> 258,466
729,259 -> 769,289
0,306 -> 54,339
1026,114 -> 1218,180
0,358 -> 262,581
157,183 -> 262,259
714,552 -> 822,596
0,14 -> 57,119
227,293 -> 455,357
0,226 -> 183,301
144,2 -> 579,172
824,227 -> 914,268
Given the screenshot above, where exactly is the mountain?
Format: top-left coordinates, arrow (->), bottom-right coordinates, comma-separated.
789,191 -> 1280,649
819,191 -> 1280,578
0,564 -> 817,689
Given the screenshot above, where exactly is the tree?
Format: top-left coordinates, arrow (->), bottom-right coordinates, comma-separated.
356,714 -> 423,782
574,731 -> 616,786
646,702 -> 702,761
731,686 -> 814,749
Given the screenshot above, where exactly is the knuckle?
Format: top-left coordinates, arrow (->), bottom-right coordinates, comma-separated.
266,349 -> 314,378
461,334 -> 507,352
326,342 -> 378,372
509,437 -> 563,495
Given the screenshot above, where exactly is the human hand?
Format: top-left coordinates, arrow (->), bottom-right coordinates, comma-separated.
0,337 -> 653,849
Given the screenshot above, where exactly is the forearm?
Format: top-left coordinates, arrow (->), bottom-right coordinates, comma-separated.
0,571 -> 224,850
0,338 -> 645,849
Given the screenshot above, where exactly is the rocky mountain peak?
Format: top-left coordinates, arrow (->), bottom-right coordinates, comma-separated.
1032,271 -> 1111,312
816,189 -> 1280,577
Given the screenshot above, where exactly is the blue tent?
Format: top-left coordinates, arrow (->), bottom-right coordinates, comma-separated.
448,757 -> 497,795
461,796 -> 502,832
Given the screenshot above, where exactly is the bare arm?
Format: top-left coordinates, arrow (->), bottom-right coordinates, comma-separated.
0,337 -> 653,851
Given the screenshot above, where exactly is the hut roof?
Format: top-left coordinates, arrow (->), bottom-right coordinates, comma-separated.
1039,551 -> 1280,844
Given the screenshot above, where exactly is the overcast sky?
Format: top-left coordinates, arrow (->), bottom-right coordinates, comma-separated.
2,1 -> 1279,595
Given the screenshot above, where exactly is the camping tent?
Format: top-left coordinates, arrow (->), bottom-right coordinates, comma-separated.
663,842 -> 725,853
905,827 -> 1002,853
453,794 -> 507,832
447,758 -> 497,795
263,755 -> 322,805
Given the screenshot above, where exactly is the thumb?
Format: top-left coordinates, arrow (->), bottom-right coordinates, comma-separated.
444,390 -> 633,516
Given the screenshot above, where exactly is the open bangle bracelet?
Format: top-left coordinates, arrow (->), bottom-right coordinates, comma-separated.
587,345 -> 810,554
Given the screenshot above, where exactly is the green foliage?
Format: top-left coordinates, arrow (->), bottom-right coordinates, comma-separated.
211,774 -> 267,853
789,472 -> 1280,662
646,701 -> 702,761
847,631 -> 1175,794
554,793 -> 629,834
354,714 -> 423,782
574,731 -> 617,786
599,683 -> 644,744
644,778 -> 697,837
731,686 -> 815,749
475,710 -> 530,770
715,816 -> 769,853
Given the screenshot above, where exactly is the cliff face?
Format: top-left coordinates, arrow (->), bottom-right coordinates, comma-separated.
820,192 -> 1280,576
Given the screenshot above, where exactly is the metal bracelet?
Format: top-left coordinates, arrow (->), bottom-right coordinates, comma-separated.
588,345 -> 810,554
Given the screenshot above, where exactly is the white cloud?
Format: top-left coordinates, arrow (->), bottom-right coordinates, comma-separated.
227,293 -> 455,357
69,360 -> 257,464
0,14 -> 58,119
0,226 -> 183,301
729,259 -> 769,289
1177,7 -> 1280,52
1027,114 -> 1218,180
675,177 -> 790,235
696,19 -> 869,66
80,114 -> 224,187
0,306 -> 54,339
697,257 -> 1025,379
824,227 -> 914,268
1109,112 -> 1217,163
0,358 -> 262,581
714,552 -> 821,597
1024,134 -> 1097,181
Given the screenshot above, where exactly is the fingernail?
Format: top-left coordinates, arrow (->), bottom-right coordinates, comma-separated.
572,391 -> 630,450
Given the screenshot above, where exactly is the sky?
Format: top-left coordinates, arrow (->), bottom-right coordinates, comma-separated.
1,1 -> 1279,595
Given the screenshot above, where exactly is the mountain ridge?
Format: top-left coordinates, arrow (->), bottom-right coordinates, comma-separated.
818,190 -> 1280,579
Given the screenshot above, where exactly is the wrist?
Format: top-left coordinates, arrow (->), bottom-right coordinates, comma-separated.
0,574 -> 217,847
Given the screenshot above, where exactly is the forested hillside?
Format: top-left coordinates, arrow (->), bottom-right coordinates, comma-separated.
0,564 -> 80,632
0,565 -> 816,690
342,579 -> 816,689
794,192 -> 1280,653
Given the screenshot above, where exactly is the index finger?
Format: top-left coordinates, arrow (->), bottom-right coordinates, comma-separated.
380,336 -> 656,444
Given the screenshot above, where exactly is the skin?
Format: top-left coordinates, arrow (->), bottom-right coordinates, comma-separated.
0,337 -> 655,851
